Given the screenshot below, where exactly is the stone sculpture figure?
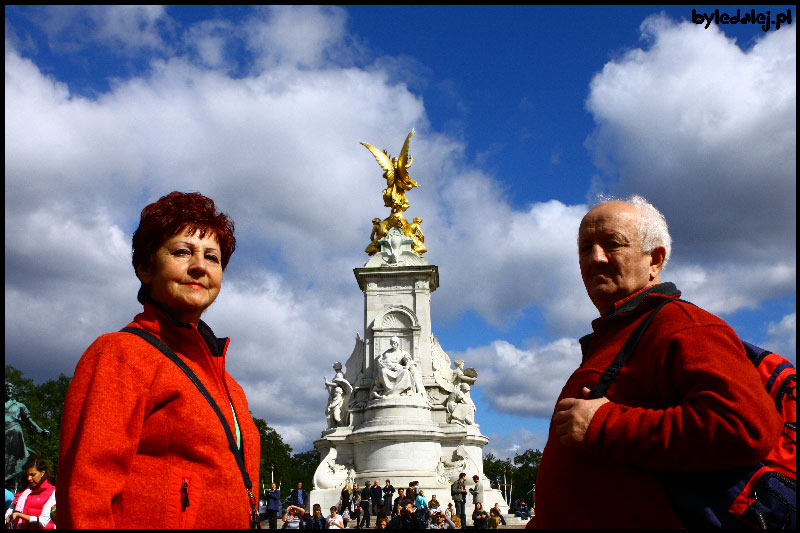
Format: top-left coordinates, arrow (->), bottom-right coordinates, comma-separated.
313,447 -> 355,490
453,360 -> 478,388
361,129 -> 418,215
452,360 -> 478,416
371,336 -> 428,403
324,363 -> 354,428
436,445 -> 476,485
432,350 -> 480,423
446,383 -> 476,425
5,382 -> 50,487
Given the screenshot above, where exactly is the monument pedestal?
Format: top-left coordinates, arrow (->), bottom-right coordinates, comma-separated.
310,261 -> 504,514
307,130 -> 507,515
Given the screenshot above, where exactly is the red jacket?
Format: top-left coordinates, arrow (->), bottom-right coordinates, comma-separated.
58,304 -> 260,528
534,284 -> 782,528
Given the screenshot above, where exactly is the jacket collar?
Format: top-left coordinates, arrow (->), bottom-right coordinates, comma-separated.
30,479 -> 54,495
611,282 -> 680,315
136,302 -> 228,358
590,282 -> 681,330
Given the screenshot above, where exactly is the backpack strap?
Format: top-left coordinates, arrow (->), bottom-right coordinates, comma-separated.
121,326 -> 260,526
587,298 -> 675,400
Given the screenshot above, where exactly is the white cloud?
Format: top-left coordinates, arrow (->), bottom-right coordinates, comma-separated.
586,16 -> 796,314
668,262 -> 796,315
453,337 -> 582,419
244,6 -> 351,70
763,312 -> 796,364
183,19 -> 238,71
432,187 -> 595,336
35,6 -> 170,55
4,206 -> 141,376
483,428 -> 548,461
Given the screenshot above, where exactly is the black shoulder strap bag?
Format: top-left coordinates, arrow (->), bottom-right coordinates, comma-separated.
121,326 -> 262,529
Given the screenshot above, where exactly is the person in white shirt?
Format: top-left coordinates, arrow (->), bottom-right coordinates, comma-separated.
327,506 -> 344,529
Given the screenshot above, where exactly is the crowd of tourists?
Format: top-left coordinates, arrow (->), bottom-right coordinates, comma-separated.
260,475 -> 525,529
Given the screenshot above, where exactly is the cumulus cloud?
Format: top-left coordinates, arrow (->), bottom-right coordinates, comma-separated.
32,5 -> 170,55
483,427 -> 548,461
8,7 -> 577,449
4,205 -> 140,374
586,16 -> 796,314
5,8 -> 795,453
453,337 -> 582,418
763,312 -> 796,364
244,6 -> 352,70
434,192 -> 592,335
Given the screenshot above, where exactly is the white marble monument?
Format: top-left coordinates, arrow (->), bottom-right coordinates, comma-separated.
309,130 -> 508,516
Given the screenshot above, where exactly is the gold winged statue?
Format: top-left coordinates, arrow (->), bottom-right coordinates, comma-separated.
361,129 -> 419,214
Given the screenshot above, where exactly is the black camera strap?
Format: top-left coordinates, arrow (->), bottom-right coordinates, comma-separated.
121,326 -> 261,528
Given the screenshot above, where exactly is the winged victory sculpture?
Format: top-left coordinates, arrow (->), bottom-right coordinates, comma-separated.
361,129 -> 419,215
361,129 -> 428,257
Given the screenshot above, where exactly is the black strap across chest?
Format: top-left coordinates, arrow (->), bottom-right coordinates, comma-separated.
120,326 -> 252,492
587,298 -> 675,400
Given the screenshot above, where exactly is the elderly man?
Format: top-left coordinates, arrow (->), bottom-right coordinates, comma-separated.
265,482 -> 281,529
370,480 -> 383,515
534,196 -> 782,528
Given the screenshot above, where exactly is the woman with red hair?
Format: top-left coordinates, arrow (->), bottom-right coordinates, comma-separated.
58,191 -> 260,528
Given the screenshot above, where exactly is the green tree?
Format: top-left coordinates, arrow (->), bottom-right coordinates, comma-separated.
483,452 -> 513,489
5,365 -> 70,486
482,448 -> 542,505
250,417 -> 320,500
511,448 -> 541,503
252,416 -> 293,495
286,448 -> 320,492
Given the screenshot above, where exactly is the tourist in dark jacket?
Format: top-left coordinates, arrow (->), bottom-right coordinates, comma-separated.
359,484 -> 372,528
370,480 -> 383,514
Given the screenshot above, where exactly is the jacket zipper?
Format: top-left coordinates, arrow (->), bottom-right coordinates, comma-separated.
182,478 -> 190,510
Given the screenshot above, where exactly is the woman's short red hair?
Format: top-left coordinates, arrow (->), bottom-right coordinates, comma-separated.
132,191 -> 236,304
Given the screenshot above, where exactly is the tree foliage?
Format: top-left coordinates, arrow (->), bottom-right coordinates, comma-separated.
251,416 -> 320,497
483,448 -> 542,504
253,416 -> 293,490
5,365 -> 70,487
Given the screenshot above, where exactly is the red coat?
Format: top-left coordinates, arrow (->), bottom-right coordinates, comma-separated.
534,284 -> 783,528
58,304 -> 260,528
9,479 -> 56,529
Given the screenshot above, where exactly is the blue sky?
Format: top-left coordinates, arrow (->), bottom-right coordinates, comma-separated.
4,5 -> 796,458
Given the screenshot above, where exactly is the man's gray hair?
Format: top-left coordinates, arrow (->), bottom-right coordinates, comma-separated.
591,194 -> 672,269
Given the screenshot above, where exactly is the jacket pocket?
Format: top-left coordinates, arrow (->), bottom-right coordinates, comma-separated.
166,467 -> 203,528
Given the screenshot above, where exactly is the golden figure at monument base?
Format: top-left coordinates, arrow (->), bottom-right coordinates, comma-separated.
361,129 -> 427,257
